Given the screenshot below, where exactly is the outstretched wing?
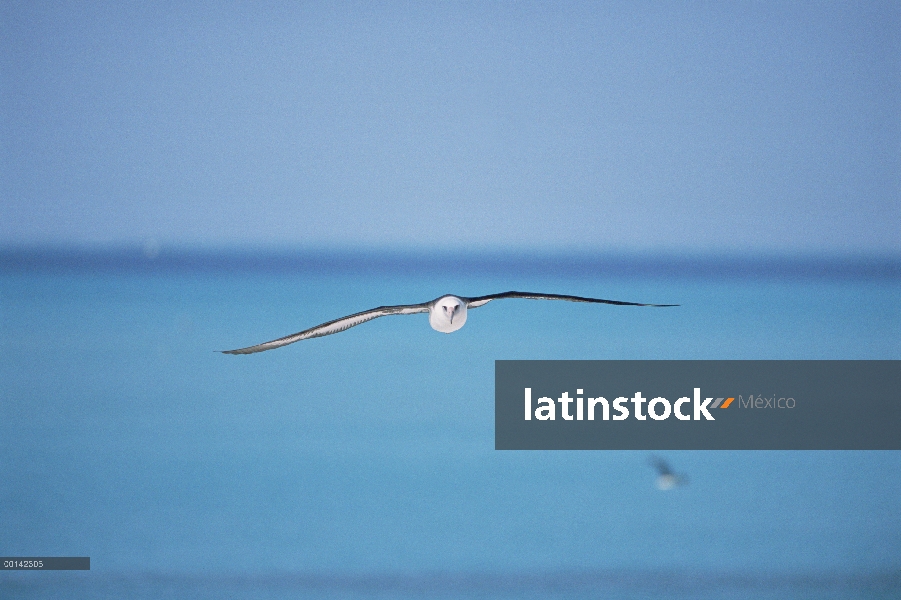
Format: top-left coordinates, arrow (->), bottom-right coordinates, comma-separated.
464,291 -> 678,309
222,303 -> 430,354
650,456 -> 673,476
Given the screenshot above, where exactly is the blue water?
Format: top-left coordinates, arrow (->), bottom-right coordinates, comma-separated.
1,253 -> 899,598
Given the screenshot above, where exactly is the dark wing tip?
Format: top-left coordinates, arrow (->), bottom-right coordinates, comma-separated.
220,344 -> 274,355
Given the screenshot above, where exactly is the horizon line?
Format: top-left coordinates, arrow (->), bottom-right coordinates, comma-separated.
0,245 -> 898,280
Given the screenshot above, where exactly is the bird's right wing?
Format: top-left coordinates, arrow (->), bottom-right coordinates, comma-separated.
650,456 -> 673,476
222,302 -> 430,354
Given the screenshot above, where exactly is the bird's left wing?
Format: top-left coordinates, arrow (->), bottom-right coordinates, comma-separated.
465,291 -> 678,309
222,302 -> 430,354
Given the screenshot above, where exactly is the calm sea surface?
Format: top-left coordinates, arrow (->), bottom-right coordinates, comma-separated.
1,252 -> 899,598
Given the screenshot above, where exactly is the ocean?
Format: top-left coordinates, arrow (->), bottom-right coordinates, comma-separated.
1,250 -> 899,599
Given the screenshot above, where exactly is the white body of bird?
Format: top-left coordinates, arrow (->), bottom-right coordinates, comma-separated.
428,295 -> 467,333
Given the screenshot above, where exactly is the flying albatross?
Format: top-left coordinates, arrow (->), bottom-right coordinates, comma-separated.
650,456 -> 689,490
222,291 -> 677,355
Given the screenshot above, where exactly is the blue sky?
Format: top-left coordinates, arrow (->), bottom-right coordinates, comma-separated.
2,1 -> 899,253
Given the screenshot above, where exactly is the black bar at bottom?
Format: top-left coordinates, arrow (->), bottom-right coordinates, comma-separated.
1,557 -> 89,570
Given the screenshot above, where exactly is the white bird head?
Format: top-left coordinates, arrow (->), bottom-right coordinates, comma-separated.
656,474 -> 678,490
429,295 -> 467,333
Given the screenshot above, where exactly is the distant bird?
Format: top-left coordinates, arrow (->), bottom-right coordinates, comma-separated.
650,456 -> 689,490
222,291 -> 677,355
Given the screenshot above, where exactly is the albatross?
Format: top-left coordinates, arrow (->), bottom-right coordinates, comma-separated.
222,291 -> 677,355
650,456 -> 689,490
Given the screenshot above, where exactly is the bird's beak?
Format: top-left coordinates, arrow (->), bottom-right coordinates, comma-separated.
447,305 -> 457,323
